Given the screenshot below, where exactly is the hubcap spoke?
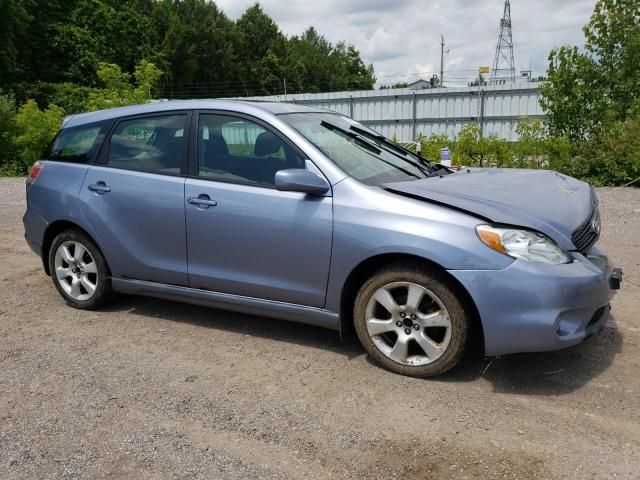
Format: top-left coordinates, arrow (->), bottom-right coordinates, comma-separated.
73,243 -> 87,263
405,283 -> 425,310
60,245 -> 74,264
80,275 -> 96,295
55,266 -> 73,278
69,277 -> 82,298
373,288 -> 398,314
82,261 -> 97,274
366,318 -> 396,336
389,336 -> 410,363
414,332 -> 443,359
417,310 -> 450,328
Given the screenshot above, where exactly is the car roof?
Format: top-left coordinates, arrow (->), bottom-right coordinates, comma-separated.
62,99 -> 332,129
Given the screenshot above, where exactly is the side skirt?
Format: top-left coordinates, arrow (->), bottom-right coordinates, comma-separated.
111,278 -> 340,331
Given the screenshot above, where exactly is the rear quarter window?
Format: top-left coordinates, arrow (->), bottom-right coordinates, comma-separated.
45,121 -> 110,163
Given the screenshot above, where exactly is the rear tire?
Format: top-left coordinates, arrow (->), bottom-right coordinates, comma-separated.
48,230 -> 113,310
354,264 -> 469,377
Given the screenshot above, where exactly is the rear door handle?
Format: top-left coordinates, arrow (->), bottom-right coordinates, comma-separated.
88,182 -> 111,193
187,195 -> 217,208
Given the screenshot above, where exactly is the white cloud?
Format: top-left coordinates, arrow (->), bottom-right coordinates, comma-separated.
215,0 -> 596,86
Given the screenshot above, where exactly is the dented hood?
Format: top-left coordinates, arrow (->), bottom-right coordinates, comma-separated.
383,168 -> 596,250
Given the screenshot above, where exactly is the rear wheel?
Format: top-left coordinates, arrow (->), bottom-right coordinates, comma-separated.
354,265 -> 469,377
48,230 -> 113,310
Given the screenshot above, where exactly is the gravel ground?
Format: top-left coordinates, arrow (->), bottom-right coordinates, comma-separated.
1,177 -> 639,479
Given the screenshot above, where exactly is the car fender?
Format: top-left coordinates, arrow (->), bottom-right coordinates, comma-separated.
324,178 -> 513,313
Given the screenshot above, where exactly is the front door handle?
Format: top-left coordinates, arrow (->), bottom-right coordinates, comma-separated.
187,195 -> 217,208
88,182 -> 111,194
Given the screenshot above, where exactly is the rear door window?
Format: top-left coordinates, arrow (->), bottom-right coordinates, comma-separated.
107,114 -> 188,175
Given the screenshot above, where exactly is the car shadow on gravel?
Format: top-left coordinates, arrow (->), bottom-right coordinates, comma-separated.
103,295 -> 623,395
101,295 -> 365,358
434,320 -> 623,395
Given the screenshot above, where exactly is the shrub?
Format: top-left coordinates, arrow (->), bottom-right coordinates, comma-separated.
10,100 -> 64,175
564,111 -> 640,186
0,93 -> 17,174
85,60 -> 162,111
419,133 -> 451,163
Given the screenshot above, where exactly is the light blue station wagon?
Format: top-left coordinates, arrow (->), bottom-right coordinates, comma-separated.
23,100 -> 621,377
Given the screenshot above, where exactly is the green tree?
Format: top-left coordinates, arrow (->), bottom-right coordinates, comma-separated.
0,94 -> 18,172
235,4 -> 288,95
455,124 -> 510,167
0,0 -> 29,88
515,117 -> 547,167
567,105 -> 640,186
86,60 -> 162,110
419,134 -> 451,163
280,27 -> 375,94
155,0 -> 240,98
12,100 -> 64,175
540,0 -> 640,140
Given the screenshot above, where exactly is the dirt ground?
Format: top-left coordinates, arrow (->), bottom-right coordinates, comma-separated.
1,177 -> 639,479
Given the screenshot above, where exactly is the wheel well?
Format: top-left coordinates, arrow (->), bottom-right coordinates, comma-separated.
41,221 -> 102,276
339,253 -> 485,351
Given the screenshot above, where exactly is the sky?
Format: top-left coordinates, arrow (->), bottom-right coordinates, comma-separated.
216,0 -> 597,87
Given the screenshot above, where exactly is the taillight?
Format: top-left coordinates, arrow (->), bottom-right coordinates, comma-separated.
28,160 -> 45,181
26,160 -> 46,191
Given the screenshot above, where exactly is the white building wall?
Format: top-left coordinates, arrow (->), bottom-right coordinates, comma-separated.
234,82 -> 544,142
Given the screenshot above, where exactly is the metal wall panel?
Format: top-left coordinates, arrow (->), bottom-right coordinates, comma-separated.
234,82 -> 544,142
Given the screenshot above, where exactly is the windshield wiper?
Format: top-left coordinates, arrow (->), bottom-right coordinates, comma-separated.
320,121 -> 422,179
321,120 -> 435,177
348,125 -> 437,166
346,124 -> 441,175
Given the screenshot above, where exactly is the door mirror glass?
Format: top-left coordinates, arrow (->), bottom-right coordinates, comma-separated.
275,169 -> 330,195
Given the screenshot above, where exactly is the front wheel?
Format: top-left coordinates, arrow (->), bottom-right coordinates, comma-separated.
48,230 -> 113,310
354,265 -> 470,377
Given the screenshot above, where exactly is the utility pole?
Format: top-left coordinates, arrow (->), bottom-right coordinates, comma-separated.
283,78 -> 287,101
440,34 -> 445,88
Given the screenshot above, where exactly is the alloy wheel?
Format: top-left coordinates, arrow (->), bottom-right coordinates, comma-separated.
365,281 -> 452,366
54,241 -> 99,301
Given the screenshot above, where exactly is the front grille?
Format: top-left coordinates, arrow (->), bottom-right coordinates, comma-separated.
572,206 -> 600,253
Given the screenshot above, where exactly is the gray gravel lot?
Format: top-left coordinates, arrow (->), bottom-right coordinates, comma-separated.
1,176 -> 639,479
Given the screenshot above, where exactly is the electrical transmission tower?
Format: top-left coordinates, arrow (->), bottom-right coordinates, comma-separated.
490,0 -> 515,84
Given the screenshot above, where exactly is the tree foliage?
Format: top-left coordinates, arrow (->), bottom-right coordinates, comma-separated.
86,60 -> 163,110
10,100 -> 65,175
0,1 -> 376,175
0,0 -> 376,104
541,0 -> 640,140
539,0 -> 640,184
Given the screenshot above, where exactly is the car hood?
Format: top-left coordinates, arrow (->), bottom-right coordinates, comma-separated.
383,168 -> 596,250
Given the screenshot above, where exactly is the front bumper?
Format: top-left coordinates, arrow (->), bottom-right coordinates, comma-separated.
449,246 -> 619,356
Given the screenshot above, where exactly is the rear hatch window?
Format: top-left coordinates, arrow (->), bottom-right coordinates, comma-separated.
45,121 -> 111,163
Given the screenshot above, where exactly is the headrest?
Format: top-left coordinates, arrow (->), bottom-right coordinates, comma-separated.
206,132 -> 229,157
254,131 -> 282,157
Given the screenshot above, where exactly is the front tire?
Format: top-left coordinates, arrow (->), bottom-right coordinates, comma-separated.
48,230 -> 113,310
354,265 -> 469,377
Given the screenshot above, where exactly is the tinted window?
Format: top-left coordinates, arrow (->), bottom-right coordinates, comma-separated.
45,124 -> 107,163
107,114 -> 187,174
197,114 -> 304,186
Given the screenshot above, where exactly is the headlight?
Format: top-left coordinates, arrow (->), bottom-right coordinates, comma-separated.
476,225 -> 572,264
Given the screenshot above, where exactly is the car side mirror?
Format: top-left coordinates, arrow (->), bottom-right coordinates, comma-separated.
275,169 -> 330,195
